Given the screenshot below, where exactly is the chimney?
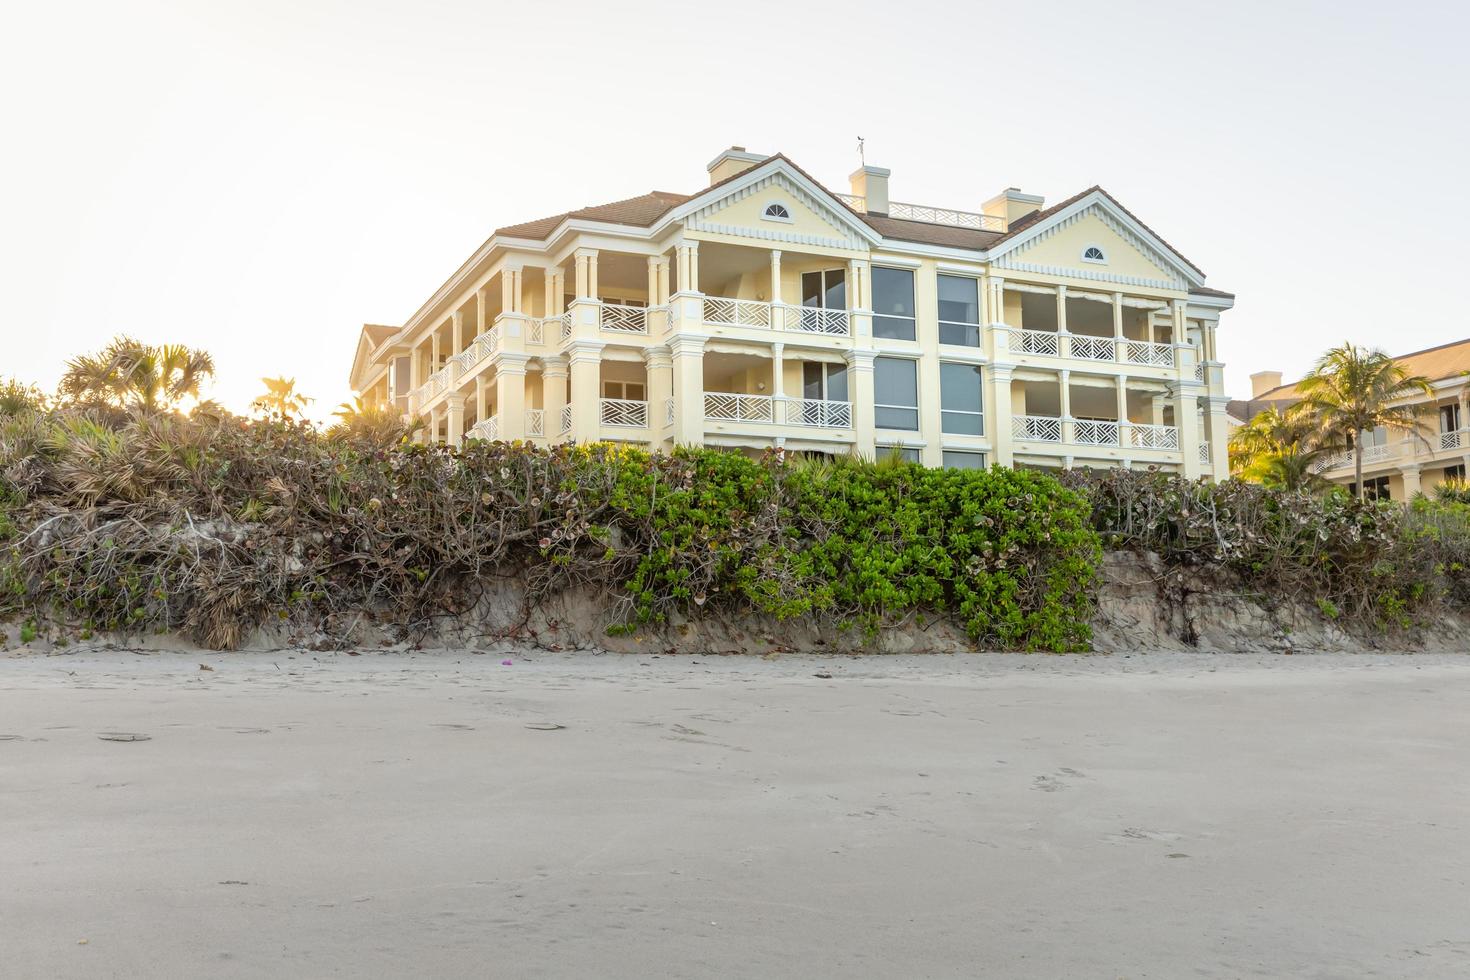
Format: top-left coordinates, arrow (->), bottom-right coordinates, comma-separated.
706,146 -> 767,185
1250,370 -> 1284,398
983,187 -> 1045,229
848,165 -> 890,215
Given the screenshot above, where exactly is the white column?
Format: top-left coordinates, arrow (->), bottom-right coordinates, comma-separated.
1206,395 -> 1231,479
846,349 -> 877,460
769,250 -> 783,304
1116,374 -> 1129,453
445,394 -> 465,448
566,341 -> 603,442
771,341 -> 785,424
991,364 -> 1015,468
644,345 -> 673,450
476,288 -> 488,336
1400,464 -> 1422,499
1112,291 -> 1125,362
475,375 -> 487,422
431,331 -> 441,372
1059,369 -> 1073,446
670,335 -> 706,446
1176,384 -> 1201,479
543,356 -> 569,443
495,355 -> 528,441
451,311 -> 464,356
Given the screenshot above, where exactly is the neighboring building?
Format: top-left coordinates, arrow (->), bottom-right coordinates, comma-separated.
1231,339 -> 1470,499
348,147 -> 1235,476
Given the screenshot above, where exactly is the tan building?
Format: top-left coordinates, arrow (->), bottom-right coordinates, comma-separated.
1232,339 -> 1470,498
349,147 -> 1235,476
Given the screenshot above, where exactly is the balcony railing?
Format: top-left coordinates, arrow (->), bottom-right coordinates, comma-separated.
1442,429 -> 1466,451
1073,419 -> 1119,446
1069,335 -> 1115,361
1199,441 -> 1211,465
1124,340 -> 1175,367
600,303 -> 648,334
1126,423 -> 1180,450
527,317 -> 545,346
836,194 -> 1007,232
600,398 -> 648,428
790,398 -> 853,428
1014,329 -> 1061,357
701,298 -> 851,336
664,397 -> 675,427
526,409 -> 545,438
1013,415 -> 1062,443
704,392 -> 774,423
467,416 -> 499,442
560,403 -> 573,434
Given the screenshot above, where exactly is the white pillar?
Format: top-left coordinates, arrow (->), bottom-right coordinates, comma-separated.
445,394 -> 465,448
1176,385 -> 1201,479
1059,369 -> 1073,446
771,341 -> 785,425
769,250 -> 783,305
566,341 -> 603,442
543,356 -> 569,442
475,375 -> 487,422
496,355 -> 528,441
846,349 -> 877,460
670,335 -> 705,446
991,364 -> 1015,468
1400,464 -> 1422,499
644,345 -> 673,450
1116,374 -> 1129,454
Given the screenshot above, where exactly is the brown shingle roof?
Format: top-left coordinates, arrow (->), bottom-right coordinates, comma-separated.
1190,286 -> 1235,299
859,213 -> 1006,250
1234,338 -> 1470,418
495,190 -> 692,238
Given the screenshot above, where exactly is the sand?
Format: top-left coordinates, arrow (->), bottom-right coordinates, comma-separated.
2,648 -> 1468,979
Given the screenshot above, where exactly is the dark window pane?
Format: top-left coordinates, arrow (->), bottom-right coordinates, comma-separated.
881,447 -> 921,464
803,362 -> 822,399
826,364 -> 849,402
874,316 -> 916,341
875,406 -> 918,430
824,269 -> 846,310
942,451 -> 986,470
939,321 -> 979,346
802,271 -> 822,308
872,267 -> 915,316
941,411 -> 983,435
940,363 -> 983,413
874,357 -> 917,405
937,275 -> 979,324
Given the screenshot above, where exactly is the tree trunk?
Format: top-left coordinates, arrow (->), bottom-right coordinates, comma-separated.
1353,432 -> 1363,501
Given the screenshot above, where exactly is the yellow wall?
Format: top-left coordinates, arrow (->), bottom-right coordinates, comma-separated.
1013,212 -> 1174,284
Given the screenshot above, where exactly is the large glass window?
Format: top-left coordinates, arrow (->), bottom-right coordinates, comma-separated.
880,446 -> 921,464
874,357 -> 919,430
802,362 -> 849,402
801,269 -> 846,310
872,267 -> 916,341
942,451 -> 986,470
937,275 -> 980,347
940,362 -> 984,435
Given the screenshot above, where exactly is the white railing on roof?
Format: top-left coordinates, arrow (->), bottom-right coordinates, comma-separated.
1014,329 -> 1061,357
1069,334 -> 1115,361
704,392 -> 774,423
790,398 -> 852,428
1073,419 -> 1120,446
1124,339 -> 1175,367
525,409 -> 544,438
1013,415 -> 1062,443
782,305 -> 850,336
600,303 -> 648,334
1126,423 -> 1180,450
600,398 -> 647,427
836,194 -> 1006,231
703,296 -> 773,329
467,415 -> 499,442
560,403 -> 573,434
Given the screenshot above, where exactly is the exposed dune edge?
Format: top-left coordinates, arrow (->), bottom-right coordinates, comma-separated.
5,551 -> 1468,656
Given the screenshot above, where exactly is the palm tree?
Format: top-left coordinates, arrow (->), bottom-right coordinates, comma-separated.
329,397 -> 418,446
251,376 -> 311,419
59,336 -> 215,413
1228,406 -> 1331,492
1294,344 -> 1433,500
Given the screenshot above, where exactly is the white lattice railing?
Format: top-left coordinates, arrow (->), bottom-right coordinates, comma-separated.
1014,329 -> 1061,357
1318,444 -> 1398,471
466,328 -> 500,369
525,409 -> 544,438
1069,335 -> 1115,361
1013,415 -> 1062,442
837,194 -> 1006,231
1124,340 -> 1175,367
527,318 -> 545,346
560,403 -> 573,434
1199,441 -> 1211,465
790,398 -> 853,428
664,397 -> 675,427
559,311 -> 574,342
600,398 -> 648,427
703,297 -> 773,329
1127,423 -> 1180,450
467,415 -> 499,442
703,392 -> 774,423
1441,429 -> 1466,451
782,306 -> 851,336
1194,362 -> 1206,382
1073,419 -> 1120,446
448,347 -> 477,377
600,303 -> 648,334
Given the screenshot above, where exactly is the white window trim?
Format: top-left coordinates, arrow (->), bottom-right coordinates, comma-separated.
1081,243 -> 1108,265
762,201 -> 794,223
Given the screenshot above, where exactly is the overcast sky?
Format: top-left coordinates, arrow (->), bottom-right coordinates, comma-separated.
3,0 -> 1466,419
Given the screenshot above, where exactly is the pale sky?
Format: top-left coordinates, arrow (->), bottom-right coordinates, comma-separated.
3,0 -> 1467,420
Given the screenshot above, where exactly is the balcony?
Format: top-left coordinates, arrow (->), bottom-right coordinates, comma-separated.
835,194 -> 1007,232
467,415 -> 498,441
789,398 -> 852,428
1009,329 -> 1180,370
526,408 -> 545,438
600,398 -> 648,428
701,298 -> 851,337
702,393 -> 853,428
1012,416 -> 1184,452
600,303 -> 649,335
704,392 -> 773,423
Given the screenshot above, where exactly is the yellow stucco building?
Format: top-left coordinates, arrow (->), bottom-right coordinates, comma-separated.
1234,340 -> 1470,499
349,147 -> 1236,475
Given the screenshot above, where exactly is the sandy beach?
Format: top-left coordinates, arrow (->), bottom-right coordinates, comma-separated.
3,649 -> 1468,979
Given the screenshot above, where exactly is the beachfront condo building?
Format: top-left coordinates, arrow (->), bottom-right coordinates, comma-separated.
348,147 -> 1236,476
1232,340 -> 1470,499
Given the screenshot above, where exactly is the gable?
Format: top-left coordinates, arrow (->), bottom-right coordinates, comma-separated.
678,165 -> 877,251
991,195 -> 1201,290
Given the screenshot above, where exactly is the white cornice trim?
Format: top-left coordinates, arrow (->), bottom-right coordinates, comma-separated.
665,159 -> 883,248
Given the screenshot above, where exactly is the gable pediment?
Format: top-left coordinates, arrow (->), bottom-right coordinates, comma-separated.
991,194 -> 1200,290
676,163 -> 877,251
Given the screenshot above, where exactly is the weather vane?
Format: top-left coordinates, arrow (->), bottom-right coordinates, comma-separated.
857,136 -> 865,167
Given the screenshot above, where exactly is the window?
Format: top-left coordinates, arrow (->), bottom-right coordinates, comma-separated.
1441,402 -> 1462,434
942,451 -> 986,470
602,380 -> 646,401
874,357 -> 919,430
1351,475 -> 1391,500
872,266 -> 916,340
1082,245 -> 1106,263
937,274 -> 980,347
940,362 -> 984,435
763,202 -> 792,221
1444,464 -> 1466,482
802,362 -> 849,402
880,446 -> 921,464
801,269 -> 846,310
